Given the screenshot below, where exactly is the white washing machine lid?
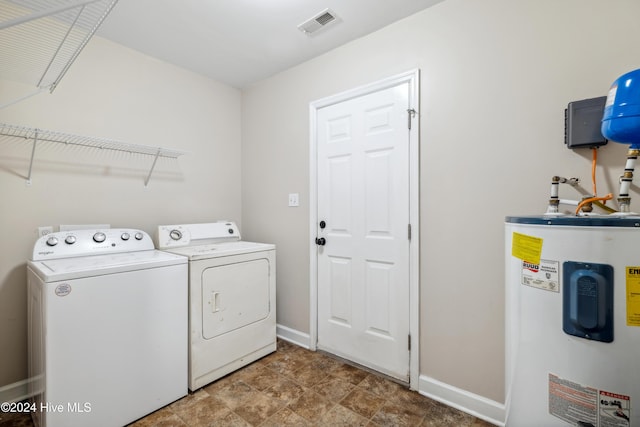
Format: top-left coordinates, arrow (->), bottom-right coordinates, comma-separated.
163,241 -> 275,260
27,250 -> 187,282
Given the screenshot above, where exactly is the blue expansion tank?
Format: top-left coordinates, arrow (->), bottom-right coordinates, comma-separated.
602,68 -> 640,148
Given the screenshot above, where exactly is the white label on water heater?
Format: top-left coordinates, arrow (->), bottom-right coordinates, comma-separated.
549,373 -> 598,426
599,390 -> 631,426
520,259 -> 560,292
549,374 -> 632,427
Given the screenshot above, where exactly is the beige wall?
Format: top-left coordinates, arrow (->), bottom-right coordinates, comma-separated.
241,0 -> 640,405
0,38 -> 242,387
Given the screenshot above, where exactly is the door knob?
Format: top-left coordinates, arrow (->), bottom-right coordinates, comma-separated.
315,237 -> 326,246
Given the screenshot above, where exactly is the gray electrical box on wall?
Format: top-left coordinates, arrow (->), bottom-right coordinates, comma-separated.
564,96 -> 608,149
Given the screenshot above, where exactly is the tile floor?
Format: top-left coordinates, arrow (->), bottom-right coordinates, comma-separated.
1,340 -> 495,427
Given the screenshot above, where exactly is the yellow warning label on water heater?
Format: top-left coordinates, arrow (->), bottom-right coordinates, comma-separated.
626,266 -> 640,326
511,232 -> 543,265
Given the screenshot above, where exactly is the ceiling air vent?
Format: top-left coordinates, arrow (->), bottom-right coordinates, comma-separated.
297,9 -> 340,36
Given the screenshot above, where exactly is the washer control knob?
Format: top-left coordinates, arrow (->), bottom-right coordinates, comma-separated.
169,229 -> 182,241
121,232 -> 130,241
46,236 -> 59,246
228,228 -> 234,234
134,232 -> 144,240
93,232 -> 106,243
65,235 -> 77,245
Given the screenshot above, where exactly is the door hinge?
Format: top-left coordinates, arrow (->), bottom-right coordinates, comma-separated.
407,108 -> 417,130
408,334 -> 411,351
408,223 -> 412,240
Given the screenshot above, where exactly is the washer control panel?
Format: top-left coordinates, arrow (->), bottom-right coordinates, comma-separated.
32,229 -> 154,260
156,221 -> 240,249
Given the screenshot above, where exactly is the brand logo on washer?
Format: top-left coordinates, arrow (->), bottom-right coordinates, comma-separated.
55,283 -> 72,297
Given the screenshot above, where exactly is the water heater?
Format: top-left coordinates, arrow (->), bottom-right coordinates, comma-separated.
505,216 -> 640,426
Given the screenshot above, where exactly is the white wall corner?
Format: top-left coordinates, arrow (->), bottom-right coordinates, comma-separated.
276,324 -> 311,349
419,375 -> 505,426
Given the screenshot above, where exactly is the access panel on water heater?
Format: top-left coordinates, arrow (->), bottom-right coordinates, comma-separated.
562,261 -> 614,343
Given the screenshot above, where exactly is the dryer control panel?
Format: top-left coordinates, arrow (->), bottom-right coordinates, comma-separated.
156,221 -> 240,249
31,229 -> 154,260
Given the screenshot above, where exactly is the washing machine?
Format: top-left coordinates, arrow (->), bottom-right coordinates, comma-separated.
27,228 -> 188,427
156,221 -> 276,391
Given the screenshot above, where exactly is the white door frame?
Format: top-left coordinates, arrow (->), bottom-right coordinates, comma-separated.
308,69 -> 420,388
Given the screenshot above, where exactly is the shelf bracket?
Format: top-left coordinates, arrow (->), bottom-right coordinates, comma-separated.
47,0 -> 120,93
144,149 -> 162,187
26,131 -> 39,185
37,5 -> 87,90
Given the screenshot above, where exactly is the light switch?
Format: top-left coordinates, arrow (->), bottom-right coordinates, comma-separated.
288,193 -> 299,207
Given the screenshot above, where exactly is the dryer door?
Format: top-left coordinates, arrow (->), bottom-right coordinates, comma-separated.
201,259 -> 270,339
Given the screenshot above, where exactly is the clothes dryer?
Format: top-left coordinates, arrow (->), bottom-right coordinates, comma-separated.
156,222 -> 276,390
27,228 -> 188,427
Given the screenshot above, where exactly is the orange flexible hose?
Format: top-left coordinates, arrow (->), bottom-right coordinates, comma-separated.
575,193 -> 613,215
592,147 -> 598,197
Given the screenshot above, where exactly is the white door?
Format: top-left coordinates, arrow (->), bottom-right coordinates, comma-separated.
316,81 -> 411,381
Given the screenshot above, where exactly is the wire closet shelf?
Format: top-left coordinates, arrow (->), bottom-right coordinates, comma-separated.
1,1 -> 186,186
0,0 -> 119,102
0,122 -> 187,186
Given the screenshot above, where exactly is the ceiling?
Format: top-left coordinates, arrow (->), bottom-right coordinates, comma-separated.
96,0 -> 444,89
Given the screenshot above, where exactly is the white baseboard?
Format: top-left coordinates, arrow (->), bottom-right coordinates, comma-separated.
0,377 -> 32,403
419,375 -> 505,426
276,324 -> 311,349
